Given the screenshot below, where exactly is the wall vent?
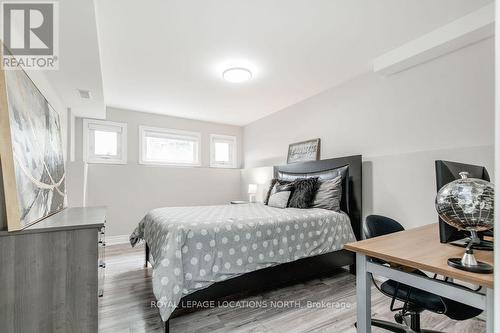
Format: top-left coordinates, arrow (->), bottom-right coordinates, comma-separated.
78,89 -> 92,100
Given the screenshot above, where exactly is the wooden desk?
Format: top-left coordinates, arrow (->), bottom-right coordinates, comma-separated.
345,223 -> 494,333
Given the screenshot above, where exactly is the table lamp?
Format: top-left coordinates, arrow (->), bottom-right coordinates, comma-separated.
248,184 -> 257,203
435,172 -> 494,274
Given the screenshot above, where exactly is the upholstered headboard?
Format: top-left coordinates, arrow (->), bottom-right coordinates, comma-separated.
273,155 -> 362,240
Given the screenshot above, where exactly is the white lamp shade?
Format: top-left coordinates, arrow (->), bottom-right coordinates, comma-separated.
248,184 -> 258,194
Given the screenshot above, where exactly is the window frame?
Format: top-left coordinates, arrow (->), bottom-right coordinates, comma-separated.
83,119 -> 127,164
209,134 -> 237,168
138,125 -> 201,167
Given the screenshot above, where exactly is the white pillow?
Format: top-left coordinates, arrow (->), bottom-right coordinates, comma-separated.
267,182 -> 293,209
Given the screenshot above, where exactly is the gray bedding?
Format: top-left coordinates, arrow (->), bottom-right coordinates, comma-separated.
130,203 -> 355,321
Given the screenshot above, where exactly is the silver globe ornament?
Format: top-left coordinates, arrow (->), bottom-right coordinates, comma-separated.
436,171 -> 494,232
435,171 -> 494,273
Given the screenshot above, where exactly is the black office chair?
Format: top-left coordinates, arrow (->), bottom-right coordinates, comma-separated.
362,215 -> 483,333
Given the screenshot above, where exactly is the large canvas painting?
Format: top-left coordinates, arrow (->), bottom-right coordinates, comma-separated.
0,66 -> 66,231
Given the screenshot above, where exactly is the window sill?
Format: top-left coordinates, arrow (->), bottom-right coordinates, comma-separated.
137,162 -> 241,170
209,164 -> 238,169
86,159 -> 127,165
138,160 -> 202,168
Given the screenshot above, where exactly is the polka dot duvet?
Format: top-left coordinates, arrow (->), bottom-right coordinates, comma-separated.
129,203 -> 355,321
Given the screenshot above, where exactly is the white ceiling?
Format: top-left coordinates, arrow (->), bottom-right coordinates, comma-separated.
44,0 -> 105,118
95,0 -> 491,126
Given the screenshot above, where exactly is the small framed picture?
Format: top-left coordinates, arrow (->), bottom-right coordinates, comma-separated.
287,138 -> 321,164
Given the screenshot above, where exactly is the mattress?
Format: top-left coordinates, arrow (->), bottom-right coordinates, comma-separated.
130,203 -> 356,321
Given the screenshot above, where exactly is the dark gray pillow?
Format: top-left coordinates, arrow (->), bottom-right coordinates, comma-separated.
268,183 -> 293,208
288,177 -> 320,209
312,176 -> 342,211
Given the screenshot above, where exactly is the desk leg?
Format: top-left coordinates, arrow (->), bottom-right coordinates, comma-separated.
486,288 -> 493,333
356,253 -> 371,333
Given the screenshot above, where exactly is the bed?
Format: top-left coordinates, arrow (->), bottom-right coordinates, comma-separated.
130,155 -> 362,332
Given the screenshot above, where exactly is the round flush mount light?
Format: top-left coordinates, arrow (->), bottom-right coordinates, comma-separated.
222,67 -> 252,83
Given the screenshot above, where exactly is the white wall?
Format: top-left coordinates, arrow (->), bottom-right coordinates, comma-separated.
242,38 -> 494,230
69,107 -> 244,237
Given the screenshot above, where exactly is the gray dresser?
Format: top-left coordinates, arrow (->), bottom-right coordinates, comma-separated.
0,207 -> 106,333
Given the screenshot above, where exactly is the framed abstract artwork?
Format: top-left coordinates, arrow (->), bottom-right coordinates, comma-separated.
287,138 -> 321,164
0,65 -> 66,231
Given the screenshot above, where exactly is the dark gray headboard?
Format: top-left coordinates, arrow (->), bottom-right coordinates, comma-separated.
273,155 -> 362,240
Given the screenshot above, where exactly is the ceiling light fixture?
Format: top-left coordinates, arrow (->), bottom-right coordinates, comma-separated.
222,67 -> 252,83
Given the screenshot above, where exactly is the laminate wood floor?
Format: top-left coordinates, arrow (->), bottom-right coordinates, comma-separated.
99,243 -> 485,333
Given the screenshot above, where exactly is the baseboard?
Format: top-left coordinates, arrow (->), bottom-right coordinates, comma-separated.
106,234 -> 130,245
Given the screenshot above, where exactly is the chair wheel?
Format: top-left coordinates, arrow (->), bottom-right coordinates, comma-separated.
394,313 -> 404,324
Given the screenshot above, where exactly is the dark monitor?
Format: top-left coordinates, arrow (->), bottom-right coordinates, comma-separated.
435,160 -> 492,249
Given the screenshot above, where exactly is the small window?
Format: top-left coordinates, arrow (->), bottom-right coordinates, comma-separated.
139,126 -> 201,166
83,119 -> 127,164
210,134 -> 237,168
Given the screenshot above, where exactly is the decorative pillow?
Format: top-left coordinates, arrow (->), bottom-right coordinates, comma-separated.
264,179 -> 291,205
288,177 -> 320,209
312,176 -> 342,211
263,179 -> 278,204
277,165 -> 349,211
267,183 -> 294,208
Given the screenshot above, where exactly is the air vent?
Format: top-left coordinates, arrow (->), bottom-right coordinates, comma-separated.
78,89 -> 92,100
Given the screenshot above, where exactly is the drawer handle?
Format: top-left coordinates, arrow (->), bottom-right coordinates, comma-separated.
98,241 -> 106,246
99,263 -> 106,268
